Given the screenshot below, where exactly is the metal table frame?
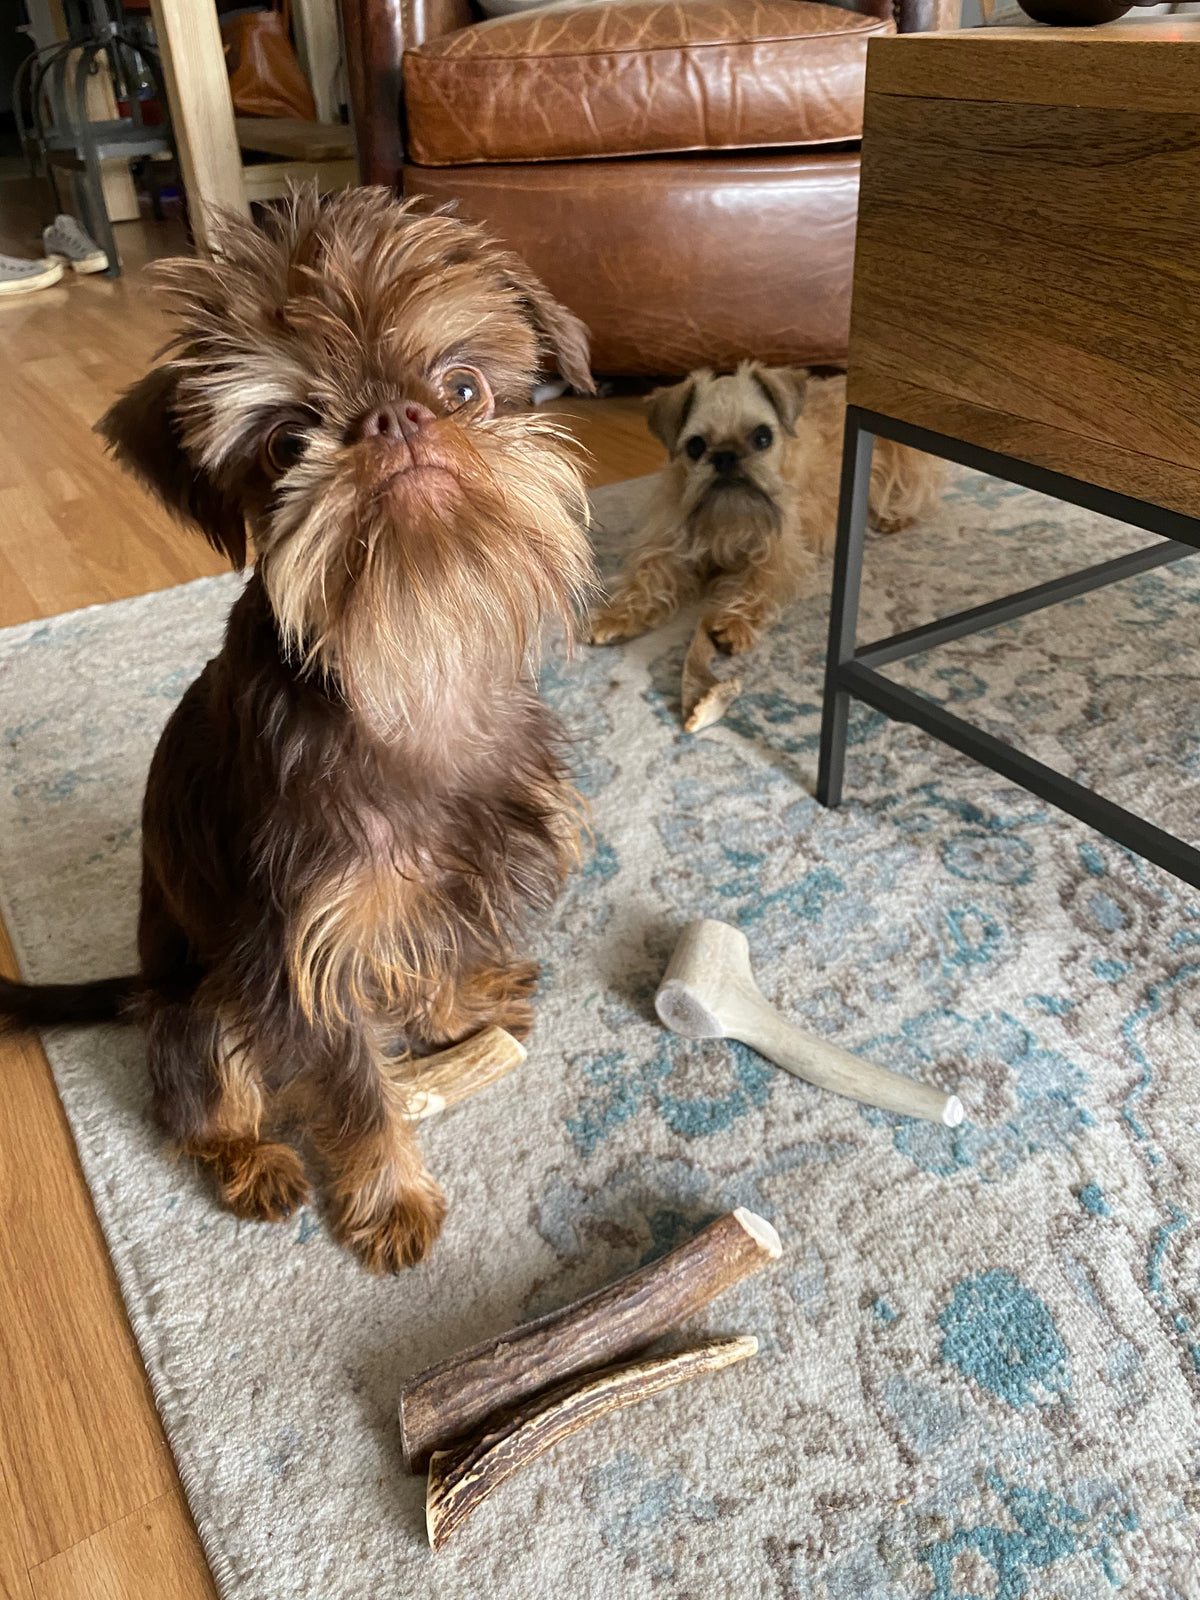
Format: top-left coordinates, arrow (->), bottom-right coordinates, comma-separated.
816,405 -> 1200,889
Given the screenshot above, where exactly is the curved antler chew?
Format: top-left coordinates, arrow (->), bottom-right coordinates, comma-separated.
426,1336 -> 758,1551
656,919 -> 964,1126
682,622 -> 742,733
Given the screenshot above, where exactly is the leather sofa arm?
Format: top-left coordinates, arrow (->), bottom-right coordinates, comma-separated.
341,0 -> 473,185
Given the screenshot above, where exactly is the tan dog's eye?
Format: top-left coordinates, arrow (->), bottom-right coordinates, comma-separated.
263,425 -> 309,476
684,435 -> 706,461
440,366 -> 491,417
751,425 -> 773,451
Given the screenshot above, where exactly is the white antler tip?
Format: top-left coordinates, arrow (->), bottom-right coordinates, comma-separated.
942,1095 -> 965,1128
733,1208 -> 782,1259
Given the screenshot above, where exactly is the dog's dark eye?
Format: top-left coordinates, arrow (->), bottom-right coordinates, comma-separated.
751,425 -> 774,452
264,425 -> 309,475
440,365 -> 491,416
684,435 -> 706,461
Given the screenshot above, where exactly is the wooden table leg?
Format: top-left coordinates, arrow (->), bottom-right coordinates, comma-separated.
148,0 -> 249,241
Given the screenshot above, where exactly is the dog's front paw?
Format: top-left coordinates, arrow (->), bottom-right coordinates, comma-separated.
872,514 -> 916,535
707,615 -> 762,657
339,1183 -> 447,1273
216,1140 -> 310,1222
485,959 -> 538,1041
588,606 -> 643,645
588,608 -> 633,640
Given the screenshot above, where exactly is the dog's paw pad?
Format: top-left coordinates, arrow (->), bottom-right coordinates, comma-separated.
219,1142 -> 310,1222
343,1187 -> 447,1273
587,611 -> 633,645
708,618 -> 760,656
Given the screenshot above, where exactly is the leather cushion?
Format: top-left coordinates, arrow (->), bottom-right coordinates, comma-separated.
403,0 -> 892,165
403,152 -> 860,374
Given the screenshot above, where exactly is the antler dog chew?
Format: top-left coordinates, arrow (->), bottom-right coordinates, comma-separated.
656,919 -> 965,1126
390,1026 -> 526,1121
399,1207 -> 780,1471
425,1337 -> 758,1551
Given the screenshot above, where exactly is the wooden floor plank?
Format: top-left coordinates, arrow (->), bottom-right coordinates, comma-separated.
0,922 -> 177,1568
0,1463 -> 36,1600
0,181 -> 664,1597
27,1491 -> 218,1600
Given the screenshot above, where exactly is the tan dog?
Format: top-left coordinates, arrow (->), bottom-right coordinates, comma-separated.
591,364 -> 942,657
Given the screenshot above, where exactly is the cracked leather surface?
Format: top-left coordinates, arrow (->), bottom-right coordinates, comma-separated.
403,0 -> 892,165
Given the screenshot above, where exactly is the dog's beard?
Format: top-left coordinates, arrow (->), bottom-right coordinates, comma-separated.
689,474 -> 783,571
261,413 -> 591,743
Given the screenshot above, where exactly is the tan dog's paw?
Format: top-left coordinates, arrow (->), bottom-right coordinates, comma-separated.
588,606 -> 643,645
339,1182 -> 447,1273
216,1140 -> 310,1222
872,513 -> 916,535
707,615 -> 762,657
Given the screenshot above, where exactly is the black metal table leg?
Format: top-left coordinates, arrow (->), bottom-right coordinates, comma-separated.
813,404 -> 1200,887
817,411 -> 875,808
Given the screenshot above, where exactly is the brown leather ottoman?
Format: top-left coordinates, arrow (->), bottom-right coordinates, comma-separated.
340,0 -> 963,377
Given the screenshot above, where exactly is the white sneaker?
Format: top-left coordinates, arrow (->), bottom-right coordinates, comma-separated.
42,214 -> 109,275
0,254 -> 66,296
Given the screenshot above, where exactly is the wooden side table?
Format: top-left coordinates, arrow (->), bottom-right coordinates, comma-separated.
817,20 -> 1200,887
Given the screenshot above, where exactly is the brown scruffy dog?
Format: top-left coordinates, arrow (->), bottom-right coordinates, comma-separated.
0,187 -> 595,1271
590,363 -> 942,654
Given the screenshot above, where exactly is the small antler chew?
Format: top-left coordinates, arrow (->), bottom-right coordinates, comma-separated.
656,919 -> 964,1127
390,1026 -> 526,1121
681,622 -> 742,733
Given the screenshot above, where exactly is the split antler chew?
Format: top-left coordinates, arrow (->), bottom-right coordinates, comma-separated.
426,1336 -> 757,1551
390,1026 -> 526,1121
656,919 -> 964,1127
681,622 -> 742,733
399,1207 -> 780,1470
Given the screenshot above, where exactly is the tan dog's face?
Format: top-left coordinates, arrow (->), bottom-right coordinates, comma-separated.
648,362 -> 808,526
98,187 -> 595,730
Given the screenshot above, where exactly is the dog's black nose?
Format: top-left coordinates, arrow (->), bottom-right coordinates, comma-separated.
352,402 -> 435,443
709,449 -> 739,475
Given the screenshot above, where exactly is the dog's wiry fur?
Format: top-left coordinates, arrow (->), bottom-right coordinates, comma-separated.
0,187 -> 596,1271
590,364 -> 943,654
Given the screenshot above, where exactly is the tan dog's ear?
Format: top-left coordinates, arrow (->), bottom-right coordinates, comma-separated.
751,364 -> 809,437
501,257 -> 596,395
647,372 -> 705,452
97,364 -> 248,569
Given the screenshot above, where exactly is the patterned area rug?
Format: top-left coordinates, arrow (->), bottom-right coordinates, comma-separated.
0,469 -> 1198,1600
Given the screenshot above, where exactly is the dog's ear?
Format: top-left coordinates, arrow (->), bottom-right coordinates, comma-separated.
647,373 -> 703,452
502,258 -> 596,395
97,364 -> 248,569
751,364 -> 809,437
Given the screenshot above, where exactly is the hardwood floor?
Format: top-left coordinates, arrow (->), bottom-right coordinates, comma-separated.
0,192 -> 664,1599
